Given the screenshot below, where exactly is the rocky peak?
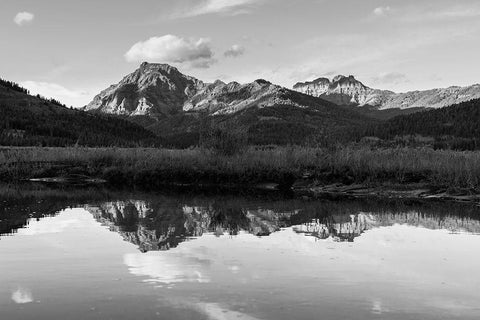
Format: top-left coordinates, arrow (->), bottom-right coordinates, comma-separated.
139,62 -> 178,73
331,75 -> 364,87
293,74 -> 385,106
85,62 -> 205,116
253,79 -> 271,85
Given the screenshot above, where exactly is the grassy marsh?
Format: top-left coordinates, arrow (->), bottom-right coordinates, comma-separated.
2,146 -> 480,189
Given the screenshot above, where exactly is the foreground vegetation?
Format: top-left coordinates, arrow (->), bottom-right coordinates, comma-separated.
2,146 -> 480,190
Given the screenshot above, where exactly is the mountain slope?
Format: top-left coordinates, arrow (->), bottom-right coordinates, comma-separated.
0,78 -> 158,147
293,75 -> 480,110
366,98 -> 480,149
154,91 -> 374,146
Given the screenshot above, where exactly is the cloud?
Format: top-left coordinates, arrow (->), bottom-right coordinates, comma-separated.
383,3 -> 480,23
14,12 -> 34,26
416,5 -> 480,21
172,0 -> 261,18
373,6 -> 391,16
371,72 -> 409,86
11,288 -> 33,304
20,81 -> 90,107
125,35 -> 216,68
224,44 -> 245,58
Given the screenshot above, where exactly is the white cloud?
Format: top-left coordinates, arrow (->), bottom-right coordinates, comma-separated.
14,12 -> 34,26
125,35 -> 216,68
373,6 -> 391,17
20,81 -> 90,107
224,44 -> 245,58
173,0 -> 261,18
11,288 -> 33,304
371,72 -> 409,86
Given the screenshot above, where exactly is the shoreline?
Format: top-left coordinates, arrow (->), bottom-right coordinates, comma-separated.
2,146 -> 480,204
15,176 -> 480,205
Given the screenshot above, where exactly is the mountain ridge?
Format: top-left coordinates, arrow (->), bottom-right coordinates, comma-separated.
293,75 -> 480,110
85,63 -> 321,118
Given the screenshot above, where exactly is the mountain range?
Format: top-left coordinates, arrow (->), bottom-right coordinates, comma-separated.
2,62 -> 480,148
84,62 -> 373,146
85,62 -> 347,117
293,75 -> 480,110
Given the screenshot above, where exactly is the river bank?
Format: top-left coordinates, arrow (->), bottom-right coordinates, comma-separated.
2,146 -> 480,202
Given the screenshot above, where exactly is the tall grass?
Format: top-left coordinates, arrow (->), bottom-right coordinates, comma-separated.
2,146 -> 480,189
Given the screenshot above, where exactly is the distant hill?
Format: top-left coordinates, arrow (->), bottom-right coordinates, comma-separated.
293,75 -> 480,111
86,63 -> 375,146
0,78 -> 158,147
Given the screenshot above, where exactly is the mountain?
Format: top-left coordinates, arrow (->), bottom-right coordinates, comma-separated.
293,75 -> 480,110
85,62 -> 205,117
86,63 -> 375,146
294,75 -> 392,107
0,77 -> 158,147
86,63 -> 344,117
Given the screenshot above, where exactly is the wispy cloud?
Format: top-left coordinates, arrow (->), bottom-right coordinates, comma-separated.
224,44 -> 245,58
125,34 -> 216,69
373,6 -> 391,17
381,3 -> 480,23
371,72 -> 409,86
14,12 -> 34,26
421,5 -> 480,20
171,0 -> 263,18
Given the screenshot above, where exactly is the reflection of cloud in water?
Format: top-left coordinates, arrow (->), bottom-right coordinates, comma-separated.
371,298 -> 384,314
196,303 -> 261,320
123,253 -> 210,285
16,214 -> 81,236
11,287 -> 34,304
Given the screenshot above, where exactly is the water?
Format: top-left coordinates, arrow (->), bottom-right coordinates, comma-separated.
1,184 -> 480,320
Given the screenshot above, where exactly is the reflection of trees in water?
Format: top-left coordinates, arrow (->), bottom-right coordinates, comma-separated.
2,183 -> 480,250
0,183 -> 111,237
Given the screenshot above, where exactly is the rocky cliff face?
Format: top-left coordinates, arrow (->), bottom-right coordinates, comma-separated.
293,75 -> 480,110
85,62 -> 205,116
293,75 -> 393,107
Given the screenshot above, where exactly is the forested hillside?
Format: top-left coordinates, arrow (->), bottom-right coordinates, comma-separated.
0,78 -> 159,147
366,98 -> 480,149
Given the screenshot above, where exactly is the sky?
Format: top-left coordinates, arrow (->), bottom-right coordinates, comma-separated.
1,0 -> 480,108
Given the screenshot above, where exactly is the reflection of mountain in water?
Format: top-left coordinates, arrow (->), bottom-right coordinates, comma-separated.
85,198 -> 480,251
2,184 -> 480,250
293,211 -> 480,242
85,200 -> 296,252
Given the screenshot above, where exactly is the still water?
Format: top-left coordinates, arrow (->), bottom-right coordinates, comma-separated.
1,184 -> 480,319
